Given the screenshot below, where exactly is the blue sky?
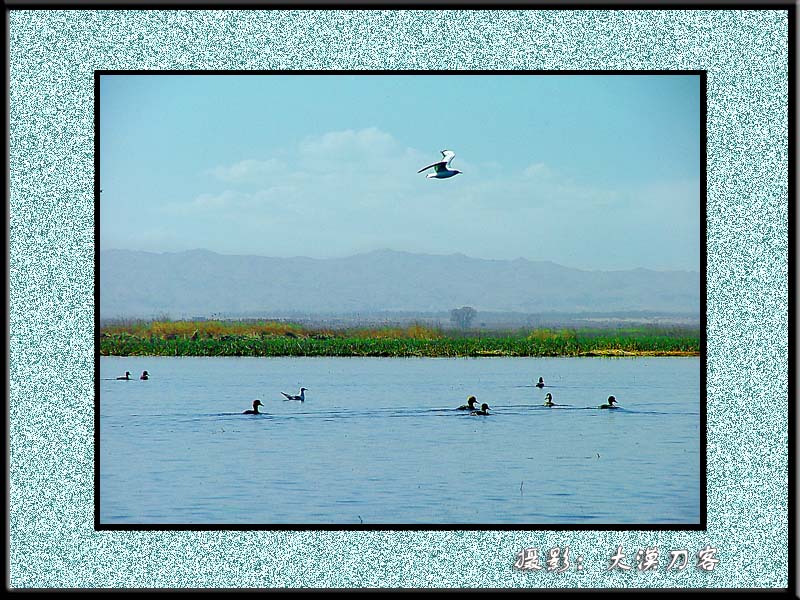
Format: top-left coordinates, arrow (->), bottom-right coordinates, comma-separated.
100,74 -> 700,271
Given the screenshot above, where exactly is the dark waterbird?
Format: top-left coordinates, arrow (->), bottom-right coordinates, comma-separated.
244,400 -> 264,415
535,377 -> 545,388
116,371 -> 131,380
599,396 -> 619,409
543,393 -> 555,407
140,370 -> 149,380
470,403 -> 491,416
457,396 -> 479,411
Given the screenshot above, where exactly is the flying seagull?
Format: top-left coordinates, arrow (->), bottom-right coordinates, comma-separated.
418,150 -> 462,179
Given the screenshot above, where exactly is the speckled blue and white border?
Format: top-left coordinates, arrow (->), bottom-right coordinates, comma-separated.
9,9 -> 789,589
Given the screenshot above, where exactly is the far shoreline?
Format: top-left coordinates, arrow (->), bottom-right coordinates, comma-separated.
99,321 -> 701,358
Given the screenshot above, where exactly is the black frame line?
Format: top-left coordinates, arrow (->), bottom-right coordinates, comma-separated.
95,69 -> 708,532
786,4 -> 795,596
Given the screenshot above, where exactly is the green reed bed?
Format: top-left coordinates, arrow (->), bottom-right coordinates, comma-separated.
100,323 -> 700,358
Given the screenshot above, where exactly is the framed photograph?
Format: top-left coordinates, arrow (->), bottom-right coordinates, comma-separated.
97,70 -> 704,531
9,2 -> 793,592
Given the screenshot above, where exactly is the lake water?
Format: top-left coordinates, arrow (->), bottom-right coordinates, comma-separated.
99,356 -> 700,525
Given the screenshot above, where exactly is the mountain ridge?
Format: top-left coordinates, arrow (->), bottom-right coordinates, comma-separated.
100,248 -> 701,318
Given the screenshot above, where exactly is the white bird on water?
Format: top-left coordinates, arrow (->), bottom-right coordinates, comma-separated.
281,387 -> 308,402
417,150 -> 462,179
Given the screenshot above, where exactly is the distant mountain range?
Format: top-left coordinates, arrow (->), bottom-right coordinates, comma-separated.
99,248 -> 700,319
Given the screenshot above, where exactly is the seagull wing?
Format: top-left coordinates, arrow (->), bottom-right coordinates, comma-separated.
418,150 -> 456,173
417,160 -> 446,173
440,150 -> 456,167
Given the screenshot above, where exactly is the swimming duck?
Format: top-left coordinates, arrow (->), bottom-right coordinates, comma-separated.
543,392 -> 555,407
244,400 -> 264,414
140,370 -> 149,380
116,371 -> 131,380
458,396 -> 479,410
600,395 -> 619,409
281,387 -> 307,401
470,403 -> 491,416
535,377 -> 545,388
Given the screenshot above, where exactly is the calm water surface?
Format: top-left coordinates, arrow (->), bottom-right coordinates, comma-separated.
100,356 -> 700,525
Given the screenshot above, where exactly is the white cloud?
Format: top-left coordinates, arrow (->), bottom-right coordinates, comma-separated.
298,126 -> 397,158
209,158 -> 287,184
522,162 -> 554,179
158,127 -> 698,270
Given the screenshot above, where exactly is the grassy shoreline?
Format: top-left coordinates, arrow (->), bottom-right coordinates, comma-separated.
100,321 -> 700,358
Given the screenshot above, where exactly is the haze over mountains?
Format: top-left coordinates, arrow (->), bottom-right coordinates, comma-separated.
99,249 -> 700,321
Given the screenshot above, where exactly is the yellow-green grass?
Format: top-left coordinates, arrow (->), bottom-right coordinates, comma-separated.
100,320 -> 700,357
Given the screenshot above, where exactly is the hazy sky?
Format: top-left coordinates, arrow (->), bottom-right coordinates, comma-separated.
100,74 -> 700,271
